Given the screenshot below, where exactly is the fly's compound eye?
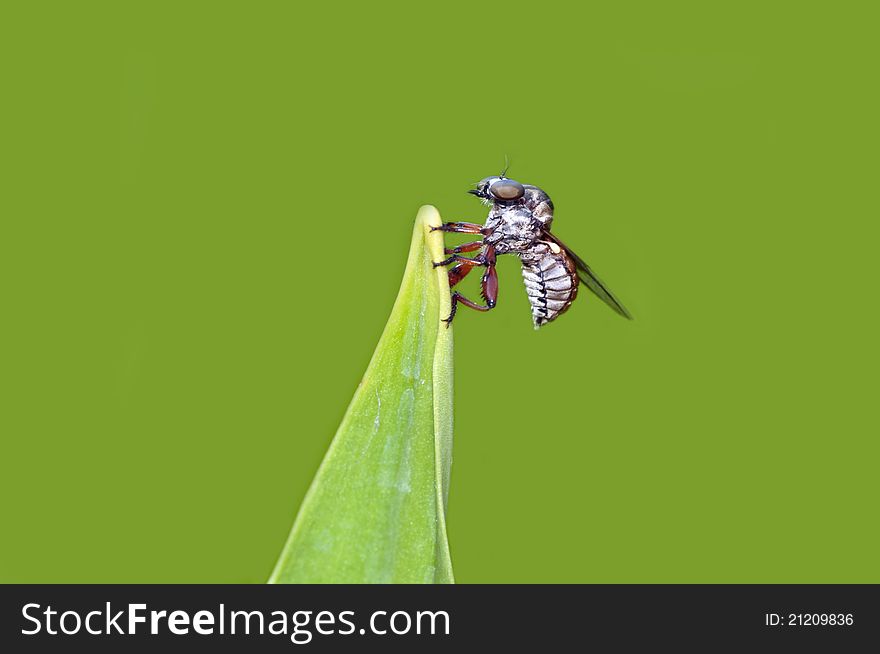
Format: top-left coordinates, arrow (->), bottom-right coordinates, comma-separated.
488,179 -> 525,201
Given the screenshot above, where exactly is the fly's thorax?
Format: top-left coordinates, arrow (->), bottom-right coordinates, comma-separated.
522,185 -> 554,229
484,204 -> 543,254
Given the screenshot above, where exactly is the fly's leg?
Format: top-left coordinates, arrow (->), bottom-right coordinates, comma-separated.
480,246 -> 499,307
432,253 -> 480,268
430,221 -> 487,235
433,223 -> 494,280
442,246 -> 498,327
434,254 -> 483,283
447,262 -> 474,288
444,240 -> 483,255
444,292 -> 490,326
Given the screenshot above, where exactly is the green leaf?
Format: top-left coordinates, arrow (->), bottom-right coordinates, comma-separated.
268,206 -> 454,584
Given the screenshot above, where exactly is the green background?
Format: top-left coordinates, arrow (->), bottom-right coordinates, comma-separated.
2,2 -> 877,583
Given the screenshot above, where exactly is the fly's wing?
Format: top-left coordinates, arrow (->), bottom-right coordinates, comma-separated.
542,231 -> 634,320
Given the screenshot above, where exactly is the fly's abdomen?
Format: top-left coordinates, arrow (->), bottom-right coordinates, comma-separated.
520,243 -> 579,328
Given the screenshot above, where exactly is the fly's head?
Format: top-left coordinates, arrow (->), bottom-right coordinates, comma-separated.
468,176 -> 526,207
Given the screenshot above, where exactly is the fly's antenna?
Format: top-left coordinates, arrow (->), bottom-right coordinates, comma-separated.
500,154 -> 510,179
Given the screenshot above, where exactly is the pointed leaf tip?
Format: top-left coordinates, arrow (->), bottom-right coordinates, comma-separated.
269,205 -> 454,584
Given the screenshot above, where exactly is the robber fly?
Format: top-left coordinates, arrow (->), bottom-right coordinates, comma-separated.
432,173 -> 633,328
